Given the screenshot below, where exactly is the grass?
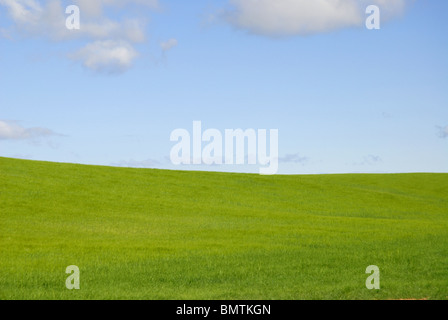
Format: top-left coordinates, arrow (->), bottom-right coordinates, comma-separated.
0,156 -> 447,300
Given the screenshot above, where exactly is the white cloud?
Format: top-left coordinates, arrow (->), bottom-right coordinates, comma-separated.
221,0 -> 408,36
0,0 -> 149,41
0,0 -> 157,73
106,0 -> 159,8
69,40 -> 138,74
0,0 -> 42,25
71,0 -> 158,18
0,120 -> 59,140
160,38 -> 178,51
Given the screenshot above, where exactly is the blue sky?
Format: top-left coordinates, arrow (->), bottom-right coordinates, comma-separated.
1,0 -> 447,174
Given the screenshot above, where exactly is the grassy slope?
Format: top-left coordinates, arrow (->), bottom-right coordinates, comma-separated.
0,157 -> 447,300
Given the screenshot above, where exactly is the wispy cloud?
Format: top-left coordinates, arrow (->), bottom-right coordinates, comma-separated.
0,27 -> 12,39
353,154 -> 382,166
160,38 -> 178,52
278,153 -> 308,164
73,0 -> 158,18
219,0 -> 409,37
111,158 -> 160,168
437,125 -> 448,139
0,120 -> 61,141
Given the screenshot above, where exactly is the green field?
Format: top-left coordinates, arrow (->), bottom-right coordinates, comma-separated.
0,156 -> 447,300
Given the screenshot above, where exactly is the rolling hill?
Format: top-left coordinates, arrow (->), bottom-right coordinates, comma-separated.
0,157 -> 447,299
